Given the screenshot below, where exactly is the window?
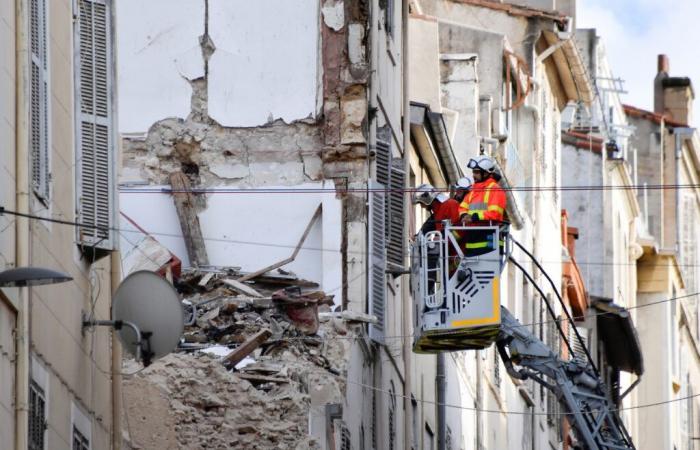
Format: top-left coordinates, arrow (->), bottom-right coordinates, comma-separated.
376,128 -> 406,269
522,404 -> 534,450
388,381 -> 396,450
381,0 -> 395,37
72,427 -> 90,450
493,347 -> 501,388
75,0 -> 115,252
424,423 -> 434,450
71,402 -> 91,450
369,127 -> 406,343
411,396 -> 419,450
30,0 -> 50,202
28,381 -> 46,450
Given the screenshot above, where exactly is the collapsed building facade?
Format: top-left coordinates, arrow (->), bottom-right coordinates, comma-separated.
116,2 -> 700,450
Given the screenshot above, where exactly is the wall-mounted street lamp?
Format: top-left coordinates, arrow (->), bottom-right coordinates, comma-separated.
0,266 -> 73,287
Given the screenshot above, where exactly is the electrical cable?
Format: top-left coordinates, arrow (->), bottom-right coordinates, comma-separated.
117,182 -> 700,194
6,206 -> 700,270
336,373 -> 700,418
511,237 -> 600,376
508,256 -> 577,359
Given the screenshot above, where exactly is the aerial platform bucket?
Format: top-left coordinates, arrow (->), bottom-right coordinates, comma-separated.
411,225 -> 508,353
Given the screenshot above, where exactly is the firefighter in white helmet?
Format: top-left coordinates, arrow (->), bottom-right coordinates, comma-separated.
412,183 -> 460,234
451,176 -> 473,204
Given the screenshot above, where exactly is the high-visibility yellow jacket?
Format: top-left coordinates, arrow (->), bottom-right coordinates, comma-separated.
458,178 -> 506,222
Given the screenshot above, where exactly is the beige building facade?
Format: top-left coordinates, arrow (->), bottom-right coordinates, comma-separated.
625,55 -> 700,450
1,0 -> 119,449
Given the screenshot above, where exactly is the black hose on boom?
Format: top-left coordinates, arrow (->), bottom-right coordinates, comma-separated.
510,238 -> 599,376
507,256 -> 577,361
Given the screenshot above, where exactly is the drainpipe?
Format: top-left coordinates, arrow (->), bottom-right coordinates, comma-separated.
436,353 -> 446,450
111,251 -> 123,449
475,352 -> 482,450
673,128 -> 695,253
15,0 -> 30,448
401,0 -> 413,448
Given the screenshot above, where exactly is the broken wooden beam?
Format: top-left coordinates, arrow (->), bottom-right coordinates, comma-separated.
222,279 -> 263,298
237,204 -> 322,283
222,329 -> 271,369
169,171 -> 209,267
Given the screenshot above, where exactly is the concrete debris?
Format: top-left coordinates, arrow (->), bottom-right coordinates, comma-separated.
122,267 -> 351,450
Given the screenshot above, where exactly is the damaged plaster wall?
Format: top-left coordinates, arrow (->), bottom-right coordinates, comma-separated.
117,0 -> 321,132
118,0 -> 370,297
208,0 -> 321,126
116,0 -> 205,133
119,183 -> 342,295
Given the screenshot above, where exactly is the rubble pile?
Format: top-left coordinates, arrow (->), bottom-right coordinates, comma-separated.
121,268 -> 354,450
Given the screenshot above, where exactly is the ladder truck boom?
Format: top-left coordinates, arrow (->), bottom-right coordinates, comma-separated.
497,307 -> 635,450
411,225 -> 636,450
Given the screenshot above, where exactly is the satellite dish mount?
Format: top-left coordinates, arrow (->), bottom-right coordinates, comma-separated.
81,270 -> 184,368
82,315 -> 155,366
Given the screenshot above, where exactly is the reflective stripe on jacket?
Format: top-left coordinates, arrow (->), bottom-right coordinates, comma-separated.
458,178 -> 506,222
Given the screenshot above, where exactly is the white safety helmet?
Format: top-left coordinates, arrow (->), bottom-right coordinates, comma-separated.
467,155 -> 497,174
453,176 -> 473,191
412,183 -> 438,206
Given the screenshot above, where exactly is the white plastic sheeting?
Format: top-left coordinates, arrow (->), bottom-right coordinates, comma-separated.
119,182 -> 342,301
116,0 -> 205,133
207,0 -> 320,126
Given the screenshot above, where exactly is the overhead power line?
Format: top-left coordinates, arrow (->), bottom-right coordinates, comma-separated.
118,182 -> 700,194
3,206 -> 700,270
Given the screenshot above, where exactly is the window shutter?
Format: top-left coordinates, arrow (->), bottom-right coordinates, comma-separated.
387,160 -> 405,267
368,180 -> 387,344
76,0 -> 113,250
569,325 -> 589,365
376,128 -> 406,269
30,0 -> 49,201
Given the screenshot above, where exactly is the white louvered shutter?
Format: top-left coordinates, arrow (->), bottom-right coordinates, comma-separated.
30,0 -> 49,201
368,180 -> 387,344
76,0 -> 113,250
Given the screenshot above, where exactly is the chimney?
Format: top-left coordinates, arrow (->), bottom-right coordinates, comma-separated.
654,54 -> 669,114
658,54 -> 669,74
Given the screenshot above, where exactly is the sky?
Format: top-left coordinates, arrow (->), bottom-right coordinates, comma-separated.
577,0 -> 700,122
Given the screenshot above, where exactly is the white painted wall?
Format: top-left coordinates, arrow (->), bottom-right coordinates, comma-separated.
207,0 -> 320,126
119,182 -> 342,300
116,0 -> 205,133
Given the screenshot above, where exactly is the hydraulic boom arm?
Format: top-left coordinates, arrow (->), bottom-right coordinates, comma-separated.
496,307 -> 635,450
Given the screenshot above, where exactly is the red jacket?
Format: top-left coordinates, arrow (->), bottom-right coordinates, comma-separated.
458,178 -> 506,222
432,198 -> 460,232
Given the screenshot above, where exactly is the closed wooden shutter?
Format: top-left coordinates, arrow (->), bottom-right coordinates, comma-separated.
76,0 -> 114,250
387,159 -> 405,267
569,325 -> 590,365
368,180 -> 386,344
30,0 -> 49,201
376,128 -> 406,268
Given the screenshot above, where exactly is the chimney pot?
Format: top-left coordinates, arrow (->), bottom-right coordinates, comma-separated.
658,54 -> 669,74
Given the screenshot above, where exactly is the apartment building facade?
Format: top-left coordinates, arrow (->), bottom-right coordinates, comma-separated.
624,55 -> 700,450
0,0 -> 119,449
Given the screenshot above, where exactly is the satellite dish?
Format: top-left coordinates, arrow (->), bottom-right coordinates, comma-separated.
112,270 -> 183,365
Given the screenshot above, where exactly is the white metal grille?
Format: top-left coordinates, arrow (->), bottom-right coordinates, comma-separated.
72,426 -> 90,450
28,381 -> 46,450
